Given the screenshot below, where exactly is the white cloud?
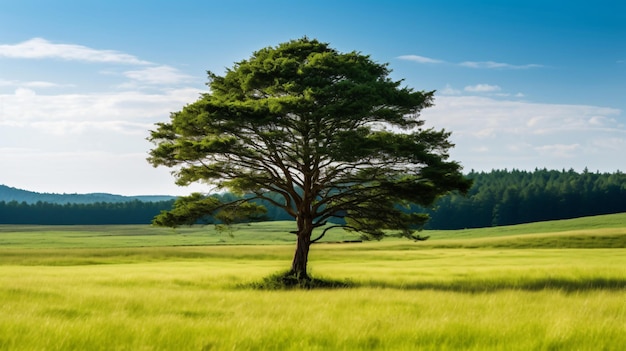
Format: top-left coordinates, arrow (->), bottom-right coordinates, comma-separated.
29,120 -> 152,136
397,55 -> 444,64
0,86 -> 207,195
0,79 -> 16,86
591,137 -> 626,151
472,146 -> 489,153
0,38 -> 151,65
22,81 -> 71,88
0,38 -> 210,195
424,96 -> 622,135
464,84 -> 501,93
474,128 -> 496,138
459,61 -> 542,69
398,53 -> 542,70
440,84 -> 461,95
0,79 -> 71,89
0,148 -> 207,195
420,95 -> 625,172
0,88 -> 203,134
123,65 -> 194,85
534,144 -> 581,158
14,87 -> 36,98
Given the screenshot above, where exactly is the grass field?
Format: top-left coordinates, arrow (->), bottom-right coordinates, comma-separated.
0,214 -> 625,350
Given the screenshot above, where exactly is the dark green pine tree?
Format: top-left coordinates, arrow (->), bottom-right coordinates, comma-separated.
147,38 -> 472,280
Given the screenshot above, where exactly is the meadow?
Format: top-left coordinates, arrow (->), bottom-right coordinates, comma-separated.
0,214 -> 625,350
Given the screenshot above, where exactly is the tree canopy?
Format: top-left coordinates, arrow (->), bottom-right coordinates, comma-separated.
147,38 -> 471,280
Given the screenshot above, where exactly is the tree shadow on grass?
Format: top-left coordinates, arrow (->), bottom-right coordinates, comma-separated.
361,277 -> 626,293
240,271 -> 626,292
240,270 -> 355,290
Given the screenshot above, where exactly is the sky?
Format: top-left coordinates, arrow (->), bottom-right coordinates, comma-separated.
1,0 -> 625,196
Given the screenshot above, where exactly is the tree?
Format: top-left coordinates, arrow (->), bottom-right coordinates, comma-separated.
147,38 -> 472,280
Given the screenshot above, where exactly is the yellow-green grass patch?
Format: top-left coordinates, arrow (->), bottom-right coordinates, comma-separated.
1,246 -> 625,350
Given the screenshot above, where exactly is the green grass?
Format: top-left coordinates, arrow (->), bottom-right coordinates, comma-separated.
0,213 -> 625,350
0,222 -> 296,248
2,212 -> 626,249
426,212 -> 626,239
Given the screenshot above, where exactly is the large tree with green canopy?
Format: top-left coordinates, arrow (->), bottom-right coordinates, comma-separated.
148,38 -> 471,280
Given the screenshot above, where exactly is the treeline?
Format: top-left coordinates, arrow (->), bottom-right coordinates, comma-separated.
423,168 -> 626,229
1,169 -> 625,228
0,184 -> 175,205
0,200 -> 175,225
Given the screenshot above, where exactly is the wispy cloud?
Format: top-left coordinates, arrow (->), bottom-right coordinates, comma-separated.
464,84 -> 501,93
0,38 -> 151,65
123,65 -> 194,85
0,79 -> 14,86
397,55 -> 444,64
397,54 -> 542,70
534,144 -> 581,158
0,79 -> 73,89
440,84 -> 461,95
459,61 -> 542,69
21,81 -> 69,88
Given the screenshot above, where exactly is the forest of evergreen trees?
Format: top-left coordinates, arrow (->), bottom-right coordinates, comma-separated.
0,200 -> 175,225
1,169 -> 625,228
423,168 -> 626,229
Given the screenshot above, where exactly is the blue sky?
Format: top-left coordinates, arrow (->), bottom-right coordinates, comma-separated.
1,0 -> 625,195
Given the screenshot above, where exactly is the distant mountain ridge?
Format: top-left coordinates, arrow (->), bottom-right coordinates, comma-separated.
0,184 -> 176,204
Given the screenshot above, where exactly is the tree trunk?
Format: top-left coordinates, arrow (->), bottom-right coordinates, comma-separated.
290,172 -> 315,280
290,232 -> 311,279
290,213 -> 313,280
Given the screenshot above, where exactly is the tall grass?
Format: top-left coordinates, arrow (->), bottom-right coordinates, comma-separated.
1,247 -> 624,350
0,214 -> 625,350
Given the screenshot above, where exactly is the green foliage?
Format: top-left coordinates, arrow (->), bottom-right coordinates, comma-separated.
152,193 -> 267,227
147,37 -> 471,267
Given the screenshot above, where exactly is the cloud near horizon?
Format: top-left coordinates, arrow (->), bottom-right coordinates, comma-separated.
0,82 -> 205,195
421,95 -> 625,172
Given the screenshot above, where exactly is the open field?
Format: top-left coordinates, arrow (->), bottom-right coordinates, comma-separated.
2,212 -> 626,249
0,214 -> 625,350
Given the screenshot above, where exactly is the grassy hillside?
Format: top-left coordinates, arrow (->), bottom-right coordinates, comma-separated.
427,212 -> 626,239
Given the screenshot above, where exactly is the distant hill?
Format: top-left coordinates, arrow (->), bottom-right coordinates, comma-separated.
0,184 -> 176,204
